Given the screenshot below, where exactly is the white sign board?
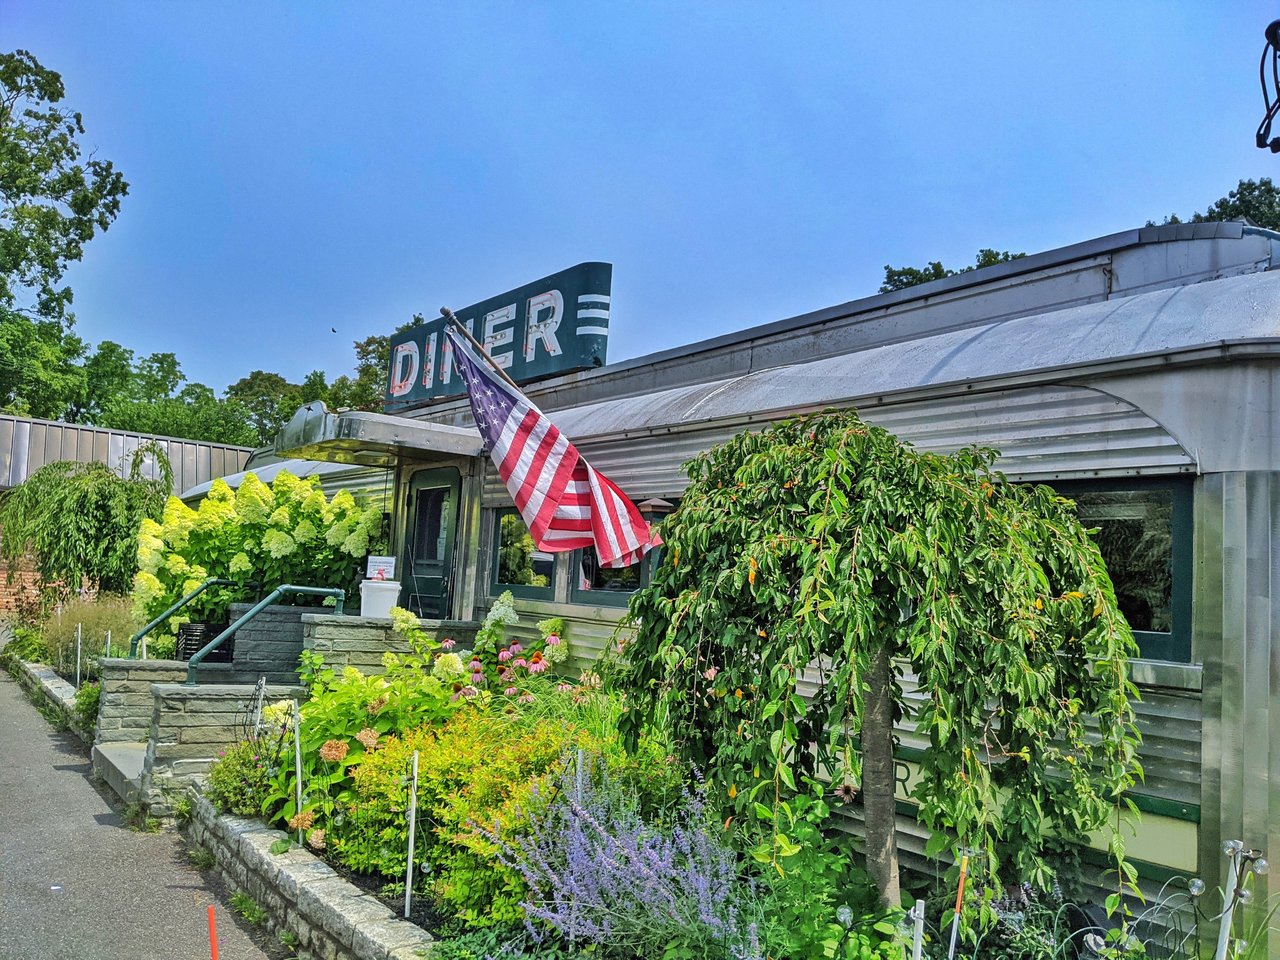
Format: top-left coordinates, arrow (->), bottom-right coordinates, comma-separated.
366,556 -> 397,581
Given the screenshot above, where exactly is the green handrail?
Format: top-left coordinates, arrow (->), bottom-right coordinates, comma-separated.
184,584 -> 345,685
128,578 -> 239,657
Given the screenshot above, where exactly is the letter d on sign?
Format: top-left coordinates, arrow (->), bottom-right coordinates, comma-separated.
389,341 -> 420,397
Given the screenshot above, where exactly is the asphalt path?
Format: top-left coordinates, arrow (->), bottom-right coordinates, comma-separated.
0,669 -> 276,960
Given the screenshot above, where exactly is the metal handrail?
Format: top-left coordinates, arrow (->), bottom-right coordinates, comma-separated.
128,578 -> 239,657
184,584 -> 345,685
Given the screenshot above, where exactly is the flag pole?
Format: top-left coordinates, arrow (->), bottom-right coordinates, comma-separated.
439,306 -> 526,394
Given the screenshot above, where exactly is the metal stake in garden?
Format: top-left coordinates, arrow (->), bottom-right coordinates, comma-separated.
292,700 -> 304,844
75,623 -> 82,689
909,899 -> 925,960
104,629 -> 111,660
404,750 -> 421,919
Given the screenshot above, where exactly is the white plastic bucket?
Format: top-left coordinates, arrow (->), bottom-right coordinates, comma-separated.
359,580 -> 401,619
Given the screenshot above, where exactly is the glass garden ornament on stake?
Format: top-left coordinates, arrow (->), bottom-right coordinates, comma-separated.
403,750 -> 420,920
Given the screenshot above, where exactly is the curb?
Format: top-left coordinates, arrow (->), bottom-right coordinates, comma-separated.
7,655 -> 94,743
187,795 -> 435,960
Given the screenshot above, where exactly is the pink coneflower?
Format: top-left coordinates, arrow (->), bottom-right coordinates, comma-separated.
529,652 -> 548,674
469,658 -> 482,671
504,686 -> 518,696
518,692 -> 535,704
498,648 -> 512,662
556,682 -> 573,693
544,634 -> 560,646
460,685 -> 479,698
471,671 -> 485,686
509,641 -> 523,655
833,782 -> 857,803
513,657 -> 528,670
441,638 -> 456,650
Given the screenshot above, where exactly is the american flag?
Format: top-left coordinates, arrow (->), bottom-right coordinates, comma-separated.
444,326 -> 660,568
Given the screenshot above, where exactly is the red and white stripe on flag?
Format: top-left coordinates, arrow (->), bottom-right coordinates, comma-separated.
446,326 -> 659,569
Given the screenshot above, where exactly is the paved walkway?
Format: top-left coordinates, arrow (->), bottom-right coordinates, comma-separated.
0,670 -> 275,960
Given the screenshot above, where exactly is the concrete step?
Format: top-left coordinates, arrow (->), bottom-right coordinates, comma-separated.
92,742 -> 146,806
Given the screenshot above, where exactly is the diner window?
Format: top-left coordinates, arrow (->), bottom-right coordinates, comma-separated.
570,498 -> 676,606
491,510 -> 555,599
1055,479 -> 1192,663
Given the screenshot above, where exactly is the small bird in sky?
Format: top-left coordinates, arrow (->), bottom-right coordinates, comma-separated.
330,327 -> 337,333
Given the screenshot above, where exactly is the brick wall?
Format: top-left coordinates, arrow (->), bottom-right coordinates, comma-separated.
0,556 -> 42,616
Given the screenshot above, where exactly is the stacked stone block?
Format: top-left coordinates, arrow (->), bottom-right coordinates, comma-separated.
227,602 -> 317,684
140,682 -> 303,815
94,658 -> 188,743
302,614 -> 479,674
187,796 -> 434,960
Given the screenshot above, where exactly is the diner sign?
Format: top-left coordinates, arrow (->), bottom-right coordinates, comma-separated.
384,262 -> 612,410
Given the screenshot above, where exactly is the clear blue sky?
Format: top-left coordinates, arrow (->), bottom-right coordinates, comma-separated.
9,2 -> 1277,392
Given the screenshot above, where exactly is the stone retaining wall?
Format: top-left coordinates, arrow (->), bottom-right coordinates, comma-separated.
8,656 -> 91,741
302,614 -> 479,674
187,796 -> 434,960
141,682 -> 303,815
95,658 -> 189,743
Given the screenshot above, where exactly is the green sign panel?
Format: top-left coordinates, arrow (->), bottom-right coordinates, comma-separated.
384,262 -> 612,410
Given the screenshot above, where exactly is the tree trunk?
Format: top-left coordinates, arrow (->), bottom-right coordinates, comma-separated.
862,643 -> 901,908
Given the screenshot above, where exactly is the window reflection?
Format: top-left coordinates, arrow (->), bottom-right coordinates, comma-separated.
494,512 -> 552,589
1072,488 -> 1173,634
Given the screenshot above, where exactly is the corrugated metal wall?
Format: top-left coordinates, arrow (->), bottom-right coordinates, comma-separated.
0,415 -> 252,494
481,384 -> 1194,504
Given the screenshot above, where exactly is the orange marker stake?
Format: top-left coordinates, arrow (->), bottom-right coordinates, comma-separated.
208,904 -> 220,960
946,854 -> 970,960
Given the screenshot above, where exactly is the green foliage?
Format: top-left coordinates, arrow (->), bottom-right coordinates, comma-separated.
72,680 -> 100,730
753,785 -> 896,960
617,410 -> 1142,899
229,890 -> 268,925
0,49 -> 128,418
186,844 -> 217,870
259,640 -> 459,831
1153,177 -> 1280,231
0,624 -> 47,665
497,514 -> 548,587
879,249 -> 1025,293
430,927 -> 586,960
207,738 -> 285,817
39,594 -> 139,680
226,370 -> 299,445
131,470 -> 383,643
0,444 -> 171,595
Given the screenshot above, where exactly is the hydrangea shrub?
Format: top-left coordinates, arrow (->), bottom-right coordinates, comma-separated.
131,470 -> 383,641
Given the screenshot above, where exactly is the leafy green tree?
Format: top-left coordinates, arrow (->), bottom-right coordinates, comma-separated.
0,50 -> 128,418
0,442 -> 170,595
226,369 -> 298,444
879,249 -> 1026,293
98,389 -> 257,446
617,410 -> 1142,909
1153,177 -> 1280,230
69,339 -> 134,421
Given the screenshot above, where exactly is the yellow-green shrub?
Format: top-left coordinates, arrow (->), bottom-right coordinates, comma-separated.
131,471 -> 384,643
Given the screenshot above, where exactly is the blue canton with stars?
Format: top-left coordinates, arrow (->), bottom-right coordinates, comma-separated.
450,332 -> 520,448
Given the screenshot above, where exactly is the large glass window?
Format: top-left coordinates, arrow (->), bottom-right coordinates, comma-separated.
491,510 -> 554,598
569,499 -> 676,607
1056,479 -> 1192,663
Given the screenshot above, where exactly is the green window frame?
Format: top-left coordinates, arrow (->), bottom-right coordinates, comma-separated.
489,508 -> 556,600
1050,477 -> 1193,663
569,501 -> 674,607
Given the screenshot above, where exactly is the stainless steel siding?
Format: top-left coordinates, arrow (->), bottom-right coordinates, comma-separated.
481,385 -> 1193,504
